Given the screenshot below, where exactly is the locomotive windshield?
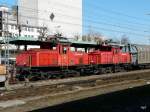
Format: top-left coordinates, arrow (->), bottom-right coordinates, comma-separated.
63,47 -> 67,54
99,46 -> 112,51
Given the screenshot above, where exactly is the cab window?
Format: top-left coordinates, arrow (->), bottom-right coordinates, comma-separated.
122,46 -> 129,53
122,47 -> 126,53
130,46 -> 137,53
63,47 -> 67,54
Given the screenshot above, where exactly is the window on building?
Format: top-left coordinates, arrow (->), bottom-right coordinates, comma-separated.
15,25 -> 17,30
10,33 -> 12,37
11,25 -> 14,30
15,34 -> 18,37
24,27 -> 27,31
28,28 -> 30,32
8,25 -> 11,30
2,24 -> 4,29
22,27 -> 24,30
31,28 -> 34,32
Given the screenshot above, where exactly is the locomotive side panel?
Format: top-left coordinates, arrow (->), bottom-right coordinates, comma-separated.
88,52 -> 100,64
58,51 -> 88,66
88,51 -> 113,65
100,52 -> 113,64
69,52 -> 88,65
120,53 -> 131,64
16,51 -> 36,67
37,50 -> 58,66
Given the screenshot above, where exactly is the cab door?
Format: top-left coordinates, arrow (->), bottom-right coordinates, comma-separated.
59,45 -> 69,66
113,48 -> 120,64
130,45 -> 138,65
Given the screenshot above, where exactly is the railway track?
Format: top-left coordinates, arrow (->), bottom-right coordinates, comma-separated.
1,69 -> 150,102
0,69 -> 150,112
7,69 -> 150,88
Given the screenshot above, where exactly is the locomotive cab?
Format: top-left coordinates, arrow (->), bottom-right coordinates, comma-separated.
122,44 -> 138,65
57,43 -> 88,66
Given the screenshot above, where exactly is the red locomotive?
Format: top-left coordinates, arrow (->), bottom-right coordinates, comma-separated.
16,37 -> 131,80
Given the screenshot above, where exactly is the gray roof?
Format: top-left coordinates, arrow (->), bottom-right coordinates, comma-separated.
0,36 -> 38,44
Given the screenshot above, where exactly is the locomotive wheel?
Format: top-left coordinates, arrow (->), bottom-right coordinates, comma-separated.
47,74 -> 52,79
26,74 -> 34,81
69,71 -> 80,77
19,71 -> 31,81
100,68 -> 106,74
40,73 -> 48,80
55,74 -> 62,79
75,71 -> 80,77
80,69 -> 85,76
106,67 -> 113,73
93,70 -> 100,75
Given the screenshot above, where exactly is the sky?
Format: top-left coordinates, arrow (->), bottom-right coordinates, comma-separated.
83,0 -> 150,44
1,0 -> 150,44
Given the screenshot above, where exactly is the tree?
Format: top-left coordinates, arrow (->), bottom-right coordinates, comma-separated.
121,34 -> 130,44
74,35 -> 79,41
54,32 -> 62,37
87,34 -> 92,41
82,35 -> 87,41
38,27 -> 48,41
92,32 -> 103,44
82,31 -> 103,43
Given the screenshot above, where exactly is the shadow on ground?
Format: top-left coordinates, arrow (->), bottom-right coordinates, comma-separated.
31,85 -> 150,112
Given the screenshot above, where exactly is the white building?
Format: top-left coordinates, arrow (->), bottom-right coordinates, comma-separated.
0,5 -> 45,64
18,0 -> 82,38
0,5 -> 44,38
0,0 -> 82,64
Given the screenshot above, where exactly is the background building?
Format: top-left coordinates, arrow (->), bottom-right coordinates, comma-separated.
0,5 -> 44,38
0,5 -> 43,64
18,0 -> 82,38
0,0 -> 82,64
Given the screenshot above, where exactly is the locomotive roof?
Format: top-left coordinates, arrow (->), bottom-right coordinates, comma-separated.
1,36 -> 125,48
7,36 -> 100,48
8,36 -> 56,46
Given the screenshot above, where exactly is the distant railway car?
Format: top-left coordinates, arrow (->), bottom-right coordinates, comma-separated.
136,45 -> 150,65
125,44 -> 150,67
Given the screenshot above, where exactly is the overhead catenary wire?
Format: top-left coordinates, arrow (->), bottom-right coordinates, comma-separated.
0,1 -> 150,39
1,5 -> 149,34
18,1 -> 150,26
85,1 -> 150,22
7,0 -> 150,23
1,10 -> 150,35
18,4 -> 150,28
15,8 -> 150,32
17,14 -> 149,37
0,13 -> 150,38
1,14 -> 149,38
2,1 -> 150,29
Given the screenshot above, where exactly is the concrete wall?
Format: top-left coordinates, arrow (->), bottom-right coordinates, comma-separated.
18,0 -> 82,38
18,0 -> 38,26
